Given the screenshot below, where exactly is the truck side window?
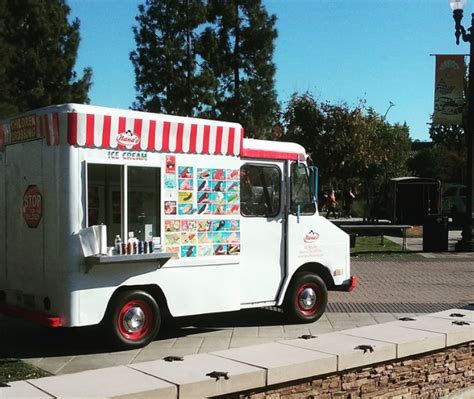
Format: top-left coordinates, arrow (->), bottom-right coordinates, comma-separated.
240,164 -> 281,217
127,166 -> 160,242
87,164 -> 161,245
291,163 -> 315,215
87,164 -> 122,245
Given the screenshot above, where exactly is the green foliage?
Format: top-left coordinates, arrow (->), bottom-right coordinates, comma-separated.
201,0 -> 278,137
0,0 -> 92,118
408,145 -> 466,184
282,93 -> 411,193
408,123 -> 466,184
131,0 -> 278,138
282,92 -> 324,154
130,0 -> 209,116
429,123 -> 465,153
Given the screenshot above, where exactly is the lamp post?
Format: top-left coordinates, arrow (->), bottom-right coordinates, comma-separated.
450,0 -> 474,251
383,101 -> 395,120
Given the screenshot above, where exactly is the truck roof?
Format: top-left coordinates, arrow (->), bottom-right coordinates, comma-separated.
241,138 -> 306,161
0,103 -> 306,161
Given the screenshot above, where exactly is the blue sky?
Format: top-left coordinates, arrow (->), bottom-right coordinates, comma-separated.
69,0 -> 468,141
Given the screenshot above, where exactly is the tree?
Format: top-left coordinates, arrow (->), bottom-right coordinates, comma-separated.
429,123 -> 465,153
281,92 -> 324,153
201,0 -> 278,137
429,123 -> 466,183
407,123 -> 467,184
0,0 -> 16,118
282,92 -> 411,217
283,93 -> 410,188
408,144 -> 466,184
0,0 -> 92,118
131,0 -> 278,137
130,0 -> 209,116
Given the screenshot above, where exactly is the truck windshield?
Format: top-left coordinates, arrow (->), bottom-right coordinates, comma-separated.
291,163 -> 315,215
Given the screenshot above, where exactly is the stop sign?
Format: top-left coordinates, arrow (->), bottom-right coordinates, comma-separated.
23,185 -> 43,228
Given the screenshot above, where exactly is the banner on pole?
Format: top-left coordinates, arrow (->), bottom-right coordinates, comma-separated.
433,55 -> 465,125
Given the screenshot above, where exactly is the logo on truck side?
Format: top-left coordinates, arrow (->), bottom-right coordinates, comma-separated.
304,230 -> 320,243
117,130 -> 140,149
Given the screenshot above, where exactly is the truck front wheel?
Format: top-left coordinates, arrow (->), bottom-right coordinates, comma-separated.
105,290 -> 161,349
284,273 -> 327,323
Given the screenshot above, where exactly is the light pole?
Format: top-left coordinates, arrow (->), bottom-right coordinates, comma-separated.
450,0 -> 474,251
383,101 -> 395,120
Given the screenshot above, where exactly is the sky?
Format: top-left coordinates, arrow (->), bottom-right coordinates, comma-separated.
68,0 -> 469,141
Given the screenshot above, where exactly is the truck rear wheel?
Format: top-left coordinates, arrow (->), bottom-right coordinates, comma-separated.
284,273 -> 327,323
106,290 -> 161,349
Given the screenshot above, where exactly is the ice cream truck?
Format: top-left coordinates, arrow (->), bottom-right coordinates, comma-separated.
0,104 -> 355,348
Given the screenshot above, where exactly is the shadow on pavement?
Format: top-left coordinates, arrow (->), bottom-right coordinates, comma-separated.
0,308 -> 286,359
171,307 -> 285,330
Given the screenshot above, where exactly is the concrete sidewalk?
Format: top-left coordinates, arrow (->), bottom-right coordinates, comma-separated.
1,310 -> 398,376
1,256 -> 472,377
2,307 -> 473,398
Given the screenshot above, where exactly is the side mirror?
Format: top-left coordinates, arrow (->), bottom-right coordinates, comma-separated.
310,166 -> 319,204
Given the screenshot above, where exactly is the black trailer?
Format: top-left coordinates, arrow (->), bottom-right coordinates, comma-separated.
389,177 -> 442,225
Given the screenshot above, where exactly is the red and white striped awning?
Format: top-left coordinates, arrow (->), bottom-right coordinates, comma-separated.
67,111 -> 243,156
1,104 -> 244,157
1,105 -> 307,162
39,113 -> 60,145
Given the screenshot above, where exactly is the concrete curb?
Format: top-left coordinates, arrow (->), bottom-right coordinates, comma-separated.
1,308 -> 473,398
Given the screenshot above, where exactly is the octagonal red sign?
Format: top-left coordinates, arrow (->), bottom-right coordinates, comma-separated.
23,185 -> 42,228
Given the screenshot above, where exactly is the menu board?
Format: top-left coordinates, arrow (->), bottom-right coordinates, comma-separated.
163,155 -> 240,258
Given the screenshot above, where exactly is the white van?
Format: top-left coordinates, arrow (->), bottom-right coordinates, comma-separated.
442,183 -> 466,215
0,104 -> 355,348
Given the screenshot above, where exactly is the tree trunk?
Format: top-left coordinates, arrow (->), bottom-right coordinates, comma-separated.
186,0 -> 192,116
233,0 -> 240,120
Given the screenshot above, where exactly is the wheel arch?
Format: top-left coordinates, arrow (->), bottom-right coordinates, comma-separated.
277,262 -> 335,306
102,283 -> 172,324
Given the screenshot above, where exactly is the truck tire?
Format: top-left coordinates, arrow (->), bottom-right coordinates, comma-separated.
284,273 -> 327,323
105,290 -> 161,349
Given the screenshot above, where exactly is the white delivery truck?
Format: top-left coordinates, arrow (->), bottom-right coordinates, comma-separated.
0,104 -> 355,348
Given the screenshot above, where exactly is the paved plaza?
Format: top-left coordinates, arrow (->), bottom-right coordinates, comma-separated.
1,254 -> 472,377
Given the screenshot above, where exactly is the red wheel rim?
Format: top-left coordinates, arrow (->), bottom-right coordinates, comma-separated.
117,299 -> 152,341
295,283 -> 322,317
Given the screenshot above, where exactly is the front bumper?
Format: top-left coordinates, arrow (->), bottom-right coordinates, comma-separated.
333,275 -> 357,292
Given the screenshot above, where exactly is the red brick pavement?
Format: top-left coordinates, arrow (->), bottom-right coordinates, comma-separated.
328,260 -> 474,313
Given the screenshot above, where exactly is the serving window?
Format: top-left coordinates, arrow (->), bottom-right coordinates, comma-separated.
127,166 -> 160,241
87,163 -> 161,246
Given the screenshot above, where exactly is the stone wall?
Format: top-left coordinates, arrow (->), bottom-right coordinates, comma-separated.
228,342 -> 473,399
